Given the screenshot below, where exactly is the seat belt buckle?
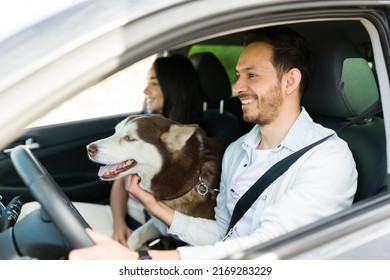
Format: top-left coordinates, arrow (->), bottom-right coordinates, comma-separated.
222,228 -> 234,241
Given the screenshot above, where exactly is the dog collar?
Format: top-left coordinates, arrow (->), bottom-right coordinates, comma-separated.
196,175 -> 219,197
195,132 -> 219,197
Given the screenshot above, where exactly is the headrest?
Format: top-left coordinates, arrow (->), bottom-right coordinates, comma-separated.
302,39 -> 379,118
190,52 -> 232,103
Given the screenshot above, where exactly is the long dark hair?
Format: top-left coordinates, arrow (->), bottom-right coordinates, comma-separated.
153,55 -> 203,124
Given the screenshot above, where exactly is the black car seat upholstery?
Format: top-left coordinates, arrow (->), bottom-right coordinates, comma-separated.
190,52 -> 241,143
302,39 -> 387,203
224,95 -> 254,135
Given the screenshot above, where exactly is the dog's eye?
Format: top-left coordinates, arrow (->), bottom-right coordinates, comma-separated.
124,135 -> 136,142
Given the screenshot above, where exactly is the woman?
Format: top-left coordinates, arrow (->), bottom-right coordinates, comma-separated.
144,54 -> 203,124
111,54 -> 203,246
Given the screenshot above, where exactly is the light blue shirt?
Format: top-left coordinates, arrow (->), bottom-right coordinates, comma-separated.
169,107 -> 357,259
232,147 -> 273,238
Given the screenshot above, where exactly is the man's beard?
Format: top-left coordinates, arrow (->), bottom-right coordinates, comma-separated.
242,84 -> 283,126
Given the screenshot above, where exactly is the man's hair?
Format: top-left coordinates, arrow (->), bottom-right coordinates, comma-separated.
243,26 -> 313,97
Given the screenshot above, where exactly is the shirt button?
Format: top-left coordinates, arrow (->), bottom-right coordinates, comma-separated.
262,195 -> 267,200
243,164 -> 247,167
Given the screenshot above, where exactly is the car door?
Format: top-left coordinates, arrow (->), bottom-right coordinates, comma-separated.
0,56 -> 153,206
0,114 -> 132,205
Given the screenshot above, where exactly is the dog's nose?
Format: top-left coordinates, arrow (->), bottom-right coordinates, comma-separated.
87,144 -> 98,157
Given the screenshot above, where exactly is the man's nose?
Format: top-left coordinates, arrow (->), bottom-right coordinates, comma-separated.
233,77 -> 245,96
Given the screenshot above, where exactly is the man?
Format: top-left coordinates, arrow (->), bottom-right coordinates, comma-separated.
69,26 -> 357,260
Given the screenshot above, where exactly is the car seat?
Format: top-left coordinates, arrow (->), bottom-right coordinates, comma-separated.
302,38 -> 387,203
189,52 -> 241,143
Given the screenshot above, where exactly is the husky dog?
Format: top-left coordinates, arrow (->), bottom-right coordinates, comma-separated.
87,114 -> 226,249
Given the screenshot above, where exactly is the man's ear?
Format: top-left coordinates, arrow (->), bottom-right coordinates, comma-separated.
160,124 -> 198,152
284,68 -> 302,95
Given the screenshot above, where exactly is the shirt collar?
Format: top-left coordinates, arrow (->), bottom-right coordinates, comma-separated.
242,107 -> 313,152
280,107 -> 313,151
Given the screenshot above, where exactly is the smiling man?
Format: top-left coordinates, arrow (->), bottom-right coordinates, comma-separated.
69,26 -> 358,260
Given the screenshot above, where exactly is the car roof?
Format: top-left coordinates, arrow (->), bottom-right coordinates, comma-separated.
0,0 -> 87,41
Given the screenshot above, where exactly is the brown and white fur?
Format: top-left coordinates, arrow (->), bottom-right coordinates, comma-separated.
86,114 -> 226,249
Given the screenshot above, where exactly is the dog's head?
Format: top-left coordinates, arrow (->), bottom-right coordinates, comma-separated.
86,114 -> 202,194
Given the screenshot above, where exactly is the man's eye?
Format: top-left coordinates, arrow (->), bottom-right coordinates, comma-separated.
124,135 -> 136,142
248,73 -> 256,78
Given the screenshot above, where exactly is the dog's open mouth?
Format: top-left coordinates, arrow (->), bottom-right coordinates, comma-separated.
98,159 -> 136,179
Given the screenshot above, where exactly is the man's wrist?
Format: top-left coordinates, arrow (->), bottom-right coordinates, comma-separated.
138,250 -> 152,260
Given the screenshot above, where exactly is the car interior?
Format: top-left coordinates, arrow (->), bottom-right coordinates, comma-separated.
172,20 -> 387,205
189,52 -> 242,142
1,12 -> 389,259
2,19 -> 387,212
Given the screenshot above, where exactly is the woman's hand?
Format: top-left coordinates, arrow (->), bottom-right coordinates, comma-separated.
112,224 -> 132,247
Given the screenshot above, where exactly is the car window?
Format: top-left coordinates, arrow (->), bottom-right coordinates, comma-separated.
188,44 -> 243,89
27,55 -> 156,128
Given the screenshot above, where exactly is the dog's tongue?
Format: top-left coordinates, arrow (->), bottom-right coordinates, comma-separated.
98,163 -> 121,177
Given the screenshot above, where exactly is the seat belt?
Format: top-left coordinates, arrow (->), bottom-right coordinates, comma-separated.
224,99 -> 382,238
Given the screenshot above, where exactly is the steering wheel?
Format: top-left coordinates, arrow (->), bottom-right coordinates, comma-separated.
10,145 -> 95,250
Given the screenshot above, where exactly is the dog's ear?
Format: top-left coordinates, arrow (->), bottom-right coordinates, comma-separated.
160,124 -> 198,152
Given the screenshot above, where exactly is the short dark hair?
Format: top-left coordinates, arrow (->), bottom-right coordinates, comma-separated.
243,26 -> 312,97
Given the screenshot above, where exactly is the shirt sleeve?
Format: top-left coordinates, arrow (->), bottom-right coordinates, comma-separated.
177,234 -> 261,259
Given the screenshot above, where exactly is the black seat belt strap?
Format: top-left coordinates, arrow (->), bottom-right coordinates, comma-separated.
338,99 -> 382,131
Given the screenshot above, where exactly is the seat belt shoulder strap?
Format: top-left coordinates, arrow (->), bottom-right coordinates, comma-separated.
225,134 -> 333,236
